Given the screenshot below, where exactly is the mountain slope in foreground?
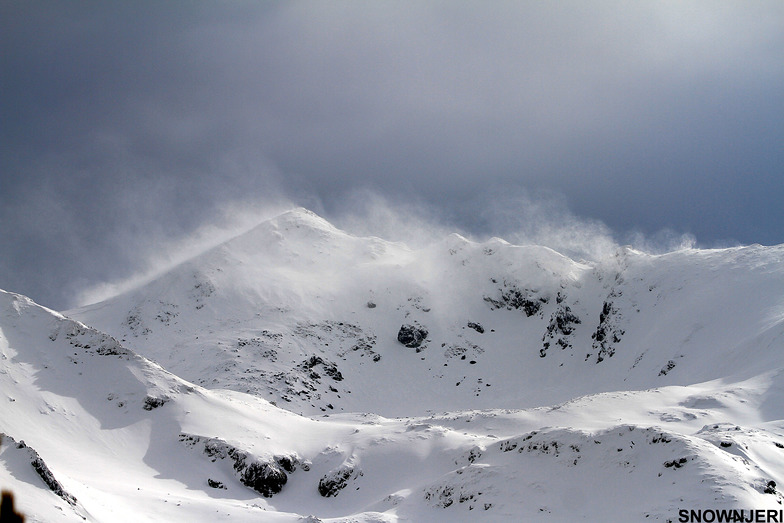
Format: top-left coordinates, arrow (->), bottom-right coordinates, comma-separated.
0,208 -> 782,521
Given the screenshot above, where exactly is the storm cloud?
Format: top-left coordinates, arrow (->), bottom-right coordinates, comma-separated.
2,1 -> 783,309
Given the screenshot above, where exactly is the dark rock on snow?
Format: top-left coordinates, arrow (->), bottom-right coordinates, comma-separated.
397,324 -> 428,348
1,434 -> 78,506
318,465 -> 360,497
467,322 -> 485,334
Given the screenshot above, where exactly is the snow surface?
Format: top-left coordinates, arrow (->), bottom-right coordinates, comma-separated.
2,208 -> 784,521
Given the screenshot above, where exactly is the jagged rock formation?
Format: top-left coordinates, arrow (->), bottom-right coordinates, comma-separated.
318,464 -> 361,498
179,434 -> 299,497
1,434 -> 77,506
397,324 -> 428,349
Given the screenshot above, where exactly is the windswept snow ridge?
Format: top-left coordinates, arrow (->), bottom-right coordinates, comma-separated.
1,208 -> 783,521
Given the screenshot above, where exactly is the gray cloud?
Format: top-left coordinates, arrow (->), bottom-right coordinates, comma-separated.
2,1 -> 783,309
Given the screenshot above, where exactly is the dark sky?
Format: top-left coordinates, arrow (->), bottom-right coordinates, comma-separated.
2,1 -> 783,310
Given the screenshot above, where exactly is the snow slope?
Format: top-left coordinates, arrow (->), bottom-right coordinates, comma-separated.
2,208 -> 784,521
71,208 -> 784,416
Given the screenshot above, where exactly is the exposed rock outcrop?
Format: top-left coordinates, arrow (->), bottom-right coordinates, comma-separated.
397,324 -> 428,348
179,434 -> 303,497
318,464 -> 361,497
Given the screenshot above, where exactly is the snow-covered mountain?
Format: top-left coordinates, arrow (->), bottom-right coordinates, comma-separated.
69,208 -> 784,415
2,208 -> 784,521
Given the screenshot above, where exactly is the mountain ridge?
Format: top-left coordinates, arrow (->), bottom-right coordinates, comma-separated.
68,209 -> 784,416
2,208 -> 784,521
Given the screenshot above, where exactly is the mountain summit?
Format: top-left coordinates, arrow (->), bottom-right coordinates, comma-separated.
3,209 -> 784,521
70,209 -> 784,416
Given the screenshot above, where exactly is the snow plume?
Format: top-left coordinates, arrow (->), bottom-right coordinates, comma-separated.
328,190 -> 457,249
1,142 -> 291,311
624,229 -> 698,254
73,185 -> 705,308
464,186 -> 703,261
471,188 -> 619,262
321,187 -> 621,262
329,187 -> 706,264
74,199 -> 293,307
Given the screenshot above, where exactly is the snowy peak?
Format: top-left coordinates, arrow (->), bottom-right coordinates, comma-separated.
67,210 -> 784,419
219,207 -> 345,254
266,207 -> 340,234
4,211 -> 784,521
